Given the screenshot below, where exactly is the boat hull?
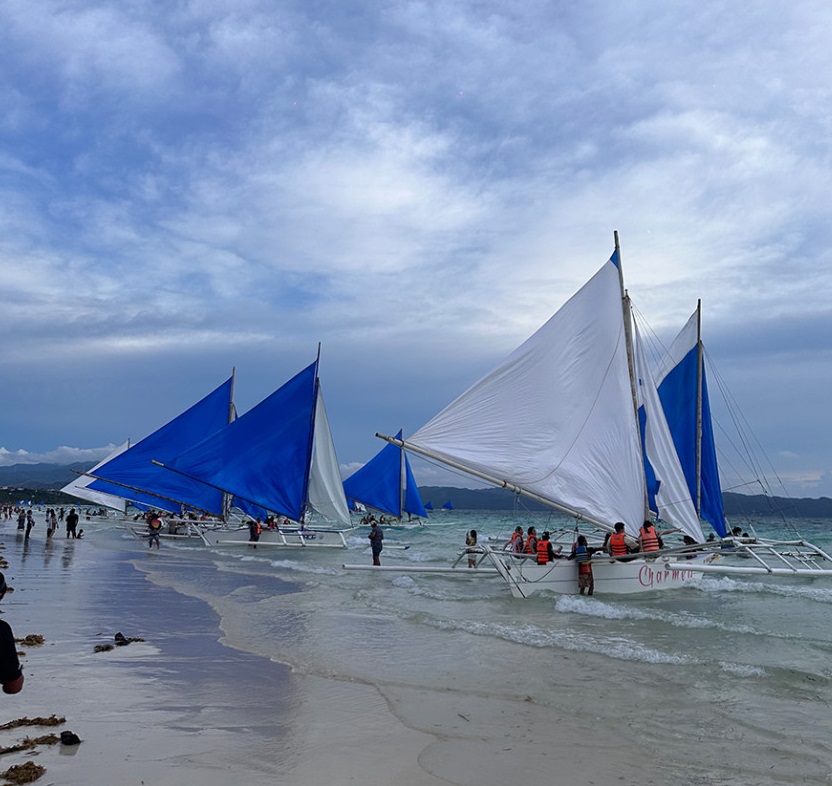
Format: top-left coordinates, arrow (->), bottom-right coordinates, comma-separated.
495,553 -> 713,597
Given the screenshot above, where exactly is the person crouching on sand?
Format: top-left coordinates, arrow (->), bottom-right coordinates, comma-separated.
0,573 -> 24,695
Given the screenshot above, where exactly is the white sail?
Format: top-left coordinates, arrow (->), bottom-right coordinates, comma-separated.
633,320 -> 705,542
408,256 -> 645,533
60,442 -> 130,513
307,386 -> 351,527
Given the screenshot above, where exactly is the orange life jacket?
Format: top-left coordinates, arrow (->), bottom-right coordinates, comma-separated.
526,535 -> 538,554
610,531 -> 629,556
536,539 -> 551,564
510,532 -> 524,552
639,525 -> 659,551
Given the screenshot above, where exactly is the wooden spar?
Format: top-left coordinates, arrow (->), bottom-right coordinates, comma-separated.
375,433 -> 616,534
614,230 -> 650,521
70,469 -> 217,516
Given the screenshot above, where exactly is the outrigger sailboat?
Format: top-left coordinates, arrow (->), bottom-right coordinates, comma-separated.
343,430 -> 428,524
350,233 -> 832,595
154,353 -> 355,549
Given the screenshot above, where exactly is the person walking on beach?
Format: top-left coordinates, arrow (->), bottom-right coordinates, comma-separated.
0,573 -> 24,695
368,521 -> 384,566
25,510 -> 35,540
66,508 -> 79,538
16,510 -> 25,531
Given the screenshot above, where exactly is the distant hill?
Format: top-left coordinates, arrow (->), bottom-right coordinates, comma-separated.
0,462 -> 95,489
419,485 -> 832,518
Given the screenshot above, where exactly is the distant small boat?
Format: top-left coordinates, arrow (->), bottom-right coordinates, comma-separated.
442,501 -> 453,510
424,502 -> 434,511
343,430 -> 427,523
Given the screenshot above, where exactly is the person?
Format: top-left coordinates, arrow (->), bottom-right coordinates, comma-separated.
536,531 -> 562,564
508,526 -> 524,554
248,519 -> 261,548
606,522 -> 631,558
47,509 -> 58,539
681,534 -> 699,559
568,534 -> 599,595
66,508 -> 79,539
368,521 -> 384,565
638,520 -> 662,552
16,510 -> 25,531
147,514 -> 162,549
25,510 -> 35,540
525,526 -> 538,556
465,529 -> 478,568
0,573 -> 23,695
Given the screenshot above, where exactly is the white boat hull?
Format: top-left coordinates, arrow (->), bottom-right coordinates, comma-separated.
491,552 -> 714,597
213,527 -> 350,549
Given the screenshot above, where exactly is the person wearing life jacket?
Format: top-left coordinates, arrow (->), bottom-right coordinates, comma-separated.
536,531 -> 562,564
525,526 -> 538,555
248,518 -> 262,547
568,534 -> 598,595
638,520 -> 663,552
508,526 -> 525,554
606,522 -> 631,557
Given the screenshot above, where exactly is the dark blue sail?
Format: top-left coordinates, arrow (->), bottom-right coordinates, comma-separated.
343,431 -> 427,519
88,378 -> 233,514
163,363 -> 318,522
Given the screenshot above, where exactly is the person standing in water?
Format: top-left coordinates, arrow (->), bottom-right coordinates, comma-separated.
465,529 -> 478,567
368,521 -> 384,566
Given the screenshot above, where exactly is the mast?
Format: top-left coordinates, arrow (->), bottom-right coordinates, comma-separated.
222,367 -> 236,521
300,344 -> 322,522
695,300 -> 703,515
614,230 -> 650,520
398,432 -> 405,520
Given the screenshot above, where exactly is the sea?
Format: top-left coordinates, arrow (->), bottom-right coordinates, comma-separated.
16,508 -> 832,784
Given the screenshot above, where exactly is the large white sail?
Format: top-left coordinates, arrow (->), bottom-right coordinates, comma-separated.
307,386 -> 351,527
407,255 -> 645,532
633,320 -> 704,542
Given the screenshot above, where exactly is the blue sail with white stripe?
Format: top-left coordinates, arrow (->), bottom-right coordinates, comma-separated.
654,310 -> 727,537
343,430 -> 428,520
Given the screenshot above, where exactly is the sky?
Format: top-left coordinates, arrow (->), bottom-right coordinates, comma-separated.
1,0 -> 831,499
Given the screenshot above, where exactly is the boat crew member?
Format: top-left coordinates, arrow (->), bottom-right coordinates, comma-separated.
147,515 -> 163,549
525,527 -> 539,556
638,520 -> 662,552
568,535 -> 599,595
606,522 -> 631,558
508,526 -> 524,553
536,531 -> 562,564
368,521 -> 384,566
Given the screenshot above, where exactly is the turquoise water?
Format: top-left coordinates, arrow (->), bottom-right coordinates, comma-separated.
23,508 -> 832,784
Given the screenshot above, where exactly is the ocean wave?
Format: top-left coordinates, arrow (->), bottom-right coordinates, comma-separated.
421,616 -> 688,665
719,661 -> 767,678
698,575 -> 832,603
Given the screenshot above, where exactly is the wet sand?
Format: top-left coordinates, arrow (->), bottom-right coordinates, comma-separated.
0,521 -> 652,785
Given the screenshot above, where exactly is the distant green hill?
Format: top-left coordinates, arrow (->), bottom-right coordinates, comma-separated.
419,485 -> 832,518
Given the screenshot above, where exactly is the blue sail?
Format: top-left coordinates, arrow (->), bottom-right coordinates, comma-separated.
443,500 -> 453,510
162,363 -> 318,522
88,378 -> 233,514
656,317 -> 727,537
343,431 -> 428,519
424,501 -> 434,511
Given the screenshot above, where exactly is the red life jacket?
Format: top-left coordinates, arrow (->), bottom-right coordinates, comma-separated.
640,526 -> 659,551
610,531 -> 629,556
510,532 -> 524,552
536,539 -> 551,565
526,535 -> 538,554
